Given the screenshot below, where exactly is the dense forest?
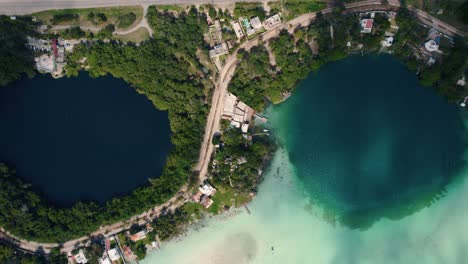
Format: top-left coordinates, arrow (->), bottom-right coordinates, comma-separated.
0,16 -> 36,86
211,126 -> 274,192
0,8 -> 211,243
229,30 -> 314,111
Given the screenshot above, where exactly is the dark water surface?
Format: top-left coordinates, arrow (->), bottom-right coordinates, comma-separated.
0,73 -> 172,206
268,55 -> 467,228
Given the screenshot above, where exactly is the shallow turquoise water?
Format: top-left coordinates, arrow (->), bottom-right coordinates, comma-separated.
267,55 -> 467,228
142,56 -> 468,263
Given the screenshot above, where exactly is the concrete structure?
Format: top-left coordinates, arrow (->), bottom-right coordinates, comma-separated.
361,18 -> 373,33
130,230 -> 147,242
250,16 -> 262,30
200,196 -> 213,208
222,93 -> 237,119
209,42 -> 229,58
73,249 -> 88,264
231,21 -> 244,40
424,38 -> 439,52
108,248 -> 120,261
263,14 -> 281,30
238,157 -> 247,165
241,123 -> 249,133
457,76 -> 466,87
382,36 -> 394,47
199,183 -> 216,196
241,17 -> 255,36
35,54 -> 55,73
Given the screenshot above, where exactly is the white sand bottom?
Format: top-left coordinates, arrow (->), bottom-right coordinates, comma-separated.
142,148 -> 468,264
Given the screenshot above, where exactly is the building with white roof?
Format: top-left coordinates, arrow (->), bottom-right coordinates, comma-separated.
241,123 -> 249,133
263,14 -> 281,30
209,42 -> 229,58
199,183 -> 216,196
73,250 -> 88,264
424,37 -> 440,52
108,248 -> 120,261
223,93 -> 237,119
250,17 -> 262,30
231,21 -> 245,40
382,36 -> 394,47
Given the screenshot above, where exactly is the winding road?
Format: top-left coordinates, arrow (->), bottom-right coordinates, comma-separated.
0,0 -> 466,256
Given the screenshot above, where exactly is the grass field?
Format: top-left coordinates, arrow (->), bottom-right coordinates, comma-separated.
33,6 -> 143,30
115,27 -> 150,43
283,0 -> 326,20
154,4 -> 186,12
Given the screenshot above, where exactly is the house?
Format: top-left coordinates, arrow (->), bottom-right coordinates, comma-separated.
200,196 -> 214,208
242,18 -> 256,36
107,248 -> 121,261
238,157 -> 247,165
123,246 -> 137,261
241,123 -> 249,134
222,93 -> 237,119
361,19 -> 373,33
209,42 -> 229,58
10,16 -> 16,20
73,249 -> 88,264
457,76 -> 466,87
263,14 -> 281,30
250,17 -> 262,30
231,21 -> 245,40
199,183 -> 216,196
35,54 -> 55,73
130,230 -> 147,242
98,256 -> 111,264
382,36 -> 394,47
192,190 -> 203,202
424,36 -> 440,52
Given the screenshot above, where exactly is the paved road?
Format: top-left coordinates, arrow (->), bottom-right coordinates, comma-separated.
0,0 -> 261,15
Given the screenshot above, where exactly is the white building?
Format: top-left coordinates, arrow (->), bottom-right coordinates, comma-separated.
424,39 -> 439,52
35,54 -> 55,73
209,42 -> 229,58
382,36 -> 394,47
199,183 -> 216,196
263,14 -> 281,30
241,123 -> 249,133
108,248 -> 121,261
73,250 -> 88,264
250,16 -> 262,30
231,21 -> 244,40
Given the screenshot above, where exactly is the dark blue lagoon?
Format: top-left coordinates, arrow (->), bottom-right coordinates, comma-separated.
268,55 -> 468,228
0,73 -> 172,206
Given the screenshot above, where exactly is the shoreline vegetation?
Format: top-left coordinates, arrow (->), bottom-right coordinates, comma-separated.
0,1 -> 467,262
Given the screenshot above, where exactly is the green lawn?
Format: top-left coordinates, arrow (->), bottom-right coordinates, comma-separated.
33,6 -> 143,30
115,27 -> 150,43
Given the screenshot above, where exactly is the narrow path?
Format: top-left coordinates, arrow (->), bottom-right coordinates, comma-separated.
114,4 -> 153,37
51,5 -> 154,37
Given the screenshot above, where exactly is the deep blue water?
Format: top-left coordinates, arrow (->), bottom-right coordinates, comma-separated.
268,55 -> 467,227
0,73 -> 172,206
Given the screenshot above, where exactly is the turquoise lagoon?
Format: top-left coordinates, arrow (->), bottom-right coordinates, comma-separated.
143,56 -> 468,264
